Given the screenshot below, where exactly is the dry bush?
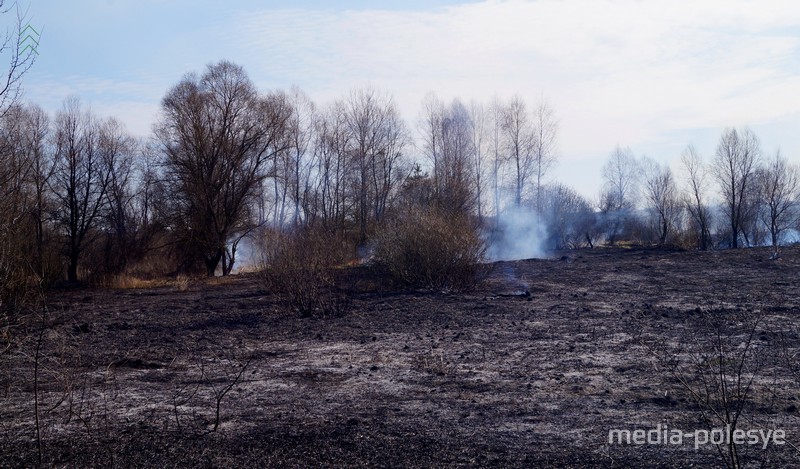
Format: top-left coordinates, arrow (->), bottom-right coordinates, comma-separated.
0,260 -> 30,357
258,228 -> 352,317
372,207 -> 486,291
0,234 -> 50,353
0,251 -> 35,319
92,242 -> 195,291
639,308 -> 785,468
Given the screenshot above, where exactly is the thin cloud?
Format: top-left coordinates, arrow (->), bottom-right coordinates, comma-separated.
21,0 -> 800,197
232,1 -> 800,156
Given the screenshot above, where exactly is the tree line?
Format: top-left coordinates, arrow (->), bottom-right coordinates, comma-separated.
1,59 -> 799,291
595,129 -> 799,252
0,60 -> 562,284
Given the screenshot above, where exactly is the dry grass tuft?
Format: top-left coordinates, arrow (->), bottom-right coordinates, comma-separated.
173,275 -> 191,291
101,273 -> 193,291
101,274 -> 166,290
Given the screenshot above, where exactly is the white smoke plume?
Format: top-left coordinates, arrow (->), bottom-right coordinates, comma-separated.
486,205 -> 548,261
230,235 -> 261,274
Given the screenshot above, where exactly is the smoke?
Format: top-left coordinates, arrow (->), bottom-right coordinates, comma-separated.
231,236 -> 261,274
486,205 -> 548,261
781,229 -> 800,245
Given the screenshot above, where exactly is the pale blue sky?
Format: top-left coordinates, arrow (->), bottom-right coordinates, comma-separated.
18,0 -> 800,198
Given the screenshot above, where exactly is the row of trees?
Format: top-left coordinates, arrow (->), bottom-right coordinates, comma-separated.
0,60 -> 561,283
417,93 -> 558,217
0,98 -> 156,283
137,61 -> 565,277
2,59 -> 799,290
593,128 -> 800,251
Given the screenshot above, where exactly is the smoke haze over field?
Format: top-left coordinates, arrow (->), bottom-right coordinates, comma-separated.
231,237 -> 260,274
486,205 -> 548,261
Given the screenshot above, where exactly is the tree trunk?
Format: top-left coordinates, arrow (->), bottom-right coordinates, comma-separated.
67,252 -> 79,283
515,158 -> 522,207
222,243 -> 237,276
205,249 -> 223,277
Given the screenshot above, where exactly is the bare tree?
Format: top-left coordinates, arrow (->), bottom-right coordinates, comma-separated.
21,104 -> 53,273
488,96 -> 506,218
681,145 -> 712,250
0,1 -> 37,115
756,151 -> 799,251
0,104 -> 35,313
265,88 -> 317,229
342,86 -> 408,243
502,95 -> 535,207
600,146 -> 640,244
531,99 -> 558,213
642,156 -> 679,245
602,145 -> 639,211
468,100 -> 490,221
49,97 -> 110,282
279,87 -> 317,227
128,141 -> 163,259
540,182 -> 595,249
0,103 -> 43,231
313,101 -> 352,233
418,92 -> 444,195
98,117 -> 138,273
0,103 -> 50,330
0,4 -> 40,270
441,99 -> 475,213
268,95 -> 293,228
370,101 -> 408,224
156,61 -> 292,276
418,95 -> 477,215
712,128 -> 761,248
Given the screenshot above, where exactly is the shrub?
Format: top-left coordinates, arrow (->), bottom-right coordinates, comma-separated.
258,228 -> 352,317
372,207 -> 486,291
0,252 -> 31,316
0,237 -> 46,358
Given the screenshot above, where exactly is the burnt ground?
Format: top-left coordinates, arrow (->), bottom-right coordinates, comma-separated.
2,246 -> 800,467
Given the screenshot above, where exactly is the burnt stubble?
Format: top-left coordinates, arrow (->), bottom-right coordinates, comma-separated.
2,246 -> 799,467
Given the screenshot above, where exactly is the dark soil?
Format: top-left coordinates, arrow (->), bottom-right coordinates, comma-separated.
2,246 -> 800,467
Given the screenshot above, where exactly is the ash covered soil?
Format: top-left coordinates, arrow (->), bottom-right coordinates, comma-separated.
3,246 -> 800,467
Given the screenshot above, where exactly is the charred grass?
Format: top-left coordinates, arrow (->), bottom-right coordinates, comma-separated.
2,246 -> 800,467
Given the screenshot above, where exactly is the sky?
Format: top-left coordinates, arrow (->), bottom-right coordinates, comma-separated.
16,0 -> 800,199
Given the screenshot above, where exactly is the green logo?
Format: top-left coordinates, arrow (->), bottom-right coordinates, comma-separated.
20,24 -> 40,55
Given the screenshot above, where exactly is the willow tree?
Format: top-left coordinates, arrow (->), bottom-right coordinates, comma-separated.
156,61 -> 291,276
